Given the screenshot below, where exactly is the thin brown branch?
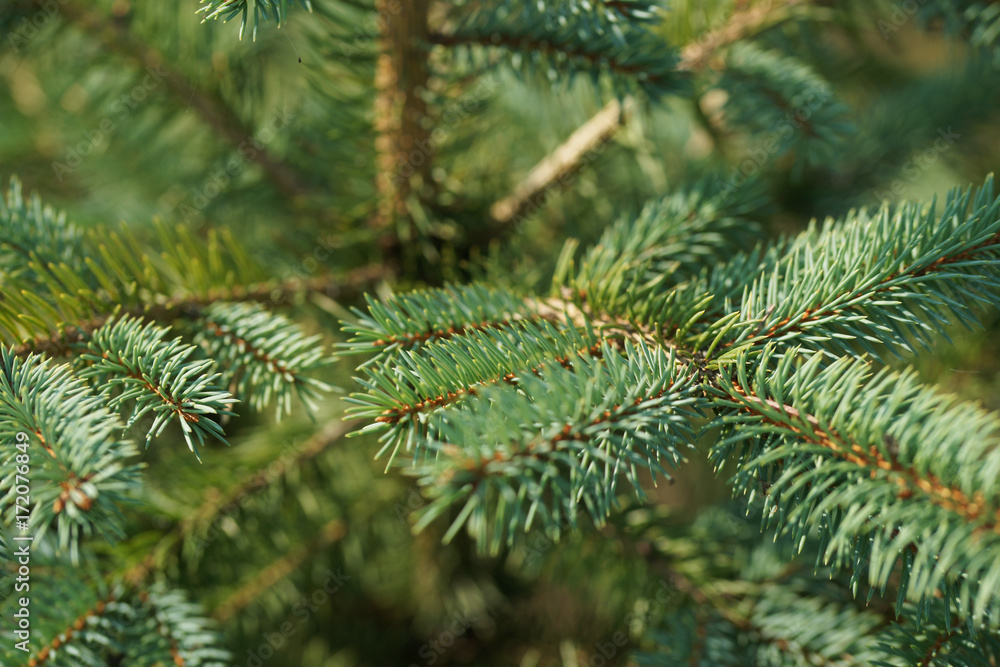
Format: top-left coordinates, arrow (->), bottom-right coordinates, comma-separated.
367,314 -> 549,350
489,99 -> 634,226
186,419 -> 361,532
678,0 -> 808,73
374,342 -> 605,424
26,590 -> 117,667
438,380 -> 674,486
485,0 -> 809,227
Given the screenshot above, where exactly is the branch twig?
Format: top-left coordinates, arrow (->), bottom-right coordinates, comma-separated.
488,0 -> 808,227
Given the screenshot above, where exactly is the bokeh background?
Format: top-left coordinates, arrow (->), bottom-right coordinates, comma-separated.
1,1 -> 999,665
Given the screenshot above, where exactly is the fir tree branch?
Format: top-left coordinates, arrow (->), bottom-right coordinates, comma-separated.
678,0 -> 809,73
346,320 -> 606,466
699,177 -> 1000,361
0,348 -> 142,560
407,341 -> 703,554
75,316 -> 238,459
193,302 -> 333,419
9,268 -> 385,359
429,12 -> 682,98
197,0 -> 312,41
122,420 -> 356,590
338,283 -> 562,360
25,588 -> 119,667
712,346 -> 1000,624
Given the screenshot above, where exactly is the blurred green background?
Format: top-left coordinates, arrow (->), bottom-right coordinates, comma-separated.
2,1 -> 999,665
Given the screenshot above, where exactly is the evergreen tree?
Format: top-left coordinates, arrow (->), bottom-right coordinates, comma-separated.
3,0 -> 1000,665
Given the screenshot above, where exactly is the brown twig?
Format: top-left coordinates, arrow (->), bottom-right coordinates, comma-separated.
484,0 -> 809,227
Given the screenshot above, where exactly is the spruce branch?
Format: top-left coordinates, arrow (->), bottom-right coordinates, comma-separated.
9,269 -> 384,360
486,0 -> 812,223
688,176 -> 1000,361
914,0 -> 1000,65
121,585 -> 231,666
211,518 -> 345,623
9,580 -> 230,667
120,420 -> 356,591
678,0 -> 810,73
629,507 -> 889,666
337,283 -> 559,361
715,42 -> 855,166
0,178 -> 81,282
407,341 -> 704,555
431,2 -> 685,100
713,346 -> 1000,624
19,584 -> 122,667
0,347 -> 142,560
193,302 -> 333,420
75,316 -> 238,460
872,612 -> 1000,666
197,0 -> 313,41
631,507 -> 998,667
56,0 -> 316,204
563,175 -> 770,312
345,319 -> 605,467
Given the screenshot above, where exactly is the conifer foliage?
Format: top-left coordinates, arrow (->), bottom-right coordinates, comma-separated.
3,0 -> 1000,665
